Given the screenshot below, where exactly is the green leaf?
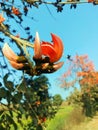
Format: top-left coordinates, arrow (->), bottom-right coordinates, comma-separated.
18,81 -> 26,93
6,114 -> 17,130
3,74 -> 9,85
3,74 -> 14,91
6,81 -> 14,91
12,92 -> 22,104
6,91 -> 12,104
36,124 -> 43,130
0,125 -> 5,130
0,88 -> 7,98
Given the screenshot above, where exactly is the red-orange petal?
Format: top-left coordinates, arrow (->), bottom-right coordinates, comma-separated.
41,42 -> 57,63
41,34 -> 63,63
51,33 -> 63,62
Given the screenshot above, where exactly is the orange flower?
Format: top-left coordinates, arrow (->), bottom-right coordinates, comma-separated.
35,101 -> 41,106
2,32 -> 64,73
0,14 -> 5,24
12,7 -> 21,16
38,117 -> 47,124
33,32 -> 64,71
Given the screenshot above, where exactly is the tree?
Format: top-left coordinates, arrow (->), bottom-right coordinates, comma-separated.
53,94 -> 63,108
78,72 -> 98,117
59,54 -> 94,88
62,54 -> 98,117
0,74 -> 58,129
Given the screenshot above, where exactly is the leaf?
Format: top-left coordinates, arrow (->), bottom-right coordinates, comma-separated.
0,88 -> 7,98
9,110 -> 13,118
6,81 -> 14,91
6,114 -> 17,130
3,73 -> 9,84
17,81 -> 26,93
0,125 -> 5,130
3,74 -> 14,91
6,91 -> 12,104
12,92 -> 22,104
36,124 -> 43,130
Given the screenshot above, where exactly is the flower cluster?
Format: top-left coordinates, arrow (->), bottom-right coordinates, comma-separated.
2,32 -> 64,75
0,14 -> 5,24
77,71 -> 98,85
12,7 -> 21,16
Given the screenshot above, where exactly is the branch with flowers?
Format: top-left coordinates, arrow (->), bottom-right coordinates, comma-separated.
0,15 -> 64,76
0,0 -> 98,15
0,10 -> 64,129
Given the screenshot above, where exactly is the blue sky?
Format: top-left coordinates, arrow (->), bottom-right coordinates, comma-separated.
4,2 -> 98,99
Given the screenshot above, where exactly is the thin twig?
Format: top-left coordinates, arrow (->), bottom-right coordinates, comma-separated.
0,23 -> 34,48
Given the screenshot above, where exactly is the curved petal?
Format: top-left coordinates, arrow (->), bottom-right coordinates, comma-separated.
2,43 -> 18,61
51,33 -> 64,62
41,42 -> 57,63
41,34 -> 63,63
33,33 -> 63,63
53,62 -> 64,71
9,60 -> 24,70
33,32 -> 42,59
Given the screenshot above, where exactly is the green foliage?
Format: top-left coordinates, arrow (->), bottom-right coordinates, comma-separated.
46,105 -> 86,130
67,84 -> 98,117
0,73 -> 56,130
81,84 -> 98,117
66,88 -> 82,106
53,94 -> 63,107
46,106 -> 73,130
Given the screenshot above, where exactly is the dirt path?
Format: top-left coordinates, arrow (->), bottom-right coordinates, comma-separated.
72,115 -> 98,130
84,115 -> 98,130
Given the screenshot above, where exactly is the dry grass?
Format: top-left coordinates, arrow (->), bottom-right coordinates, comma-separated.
62,106 -> 85,130
46,105 -> 98,130
63,111 -> 98,130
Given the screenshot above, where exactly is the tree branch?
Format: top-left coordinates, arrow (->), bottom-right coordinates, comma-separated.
0,23 -> 34,49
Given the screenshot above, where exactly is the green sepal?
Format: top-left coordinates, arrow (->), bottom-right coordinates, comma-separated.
17,56 -> 27,63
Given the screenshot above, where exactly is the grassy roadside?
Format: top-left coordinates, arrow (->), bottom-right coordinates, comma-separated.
45,104 -> 89,130
45,104 -> 98,130
45,106 -> 73,130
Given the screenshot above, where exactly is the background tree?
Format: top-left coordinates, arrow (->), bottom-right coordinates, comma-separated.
62,54 -> 98,117
53,94 -> 63,108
